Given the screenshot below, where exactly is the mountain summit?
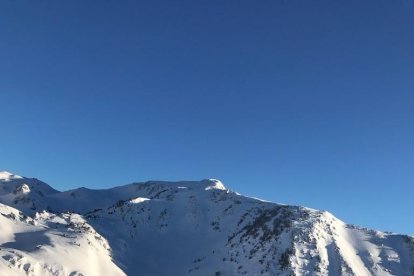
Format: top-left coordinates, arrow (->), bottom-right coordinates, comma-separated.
0,172 -> 413,275
0,171 -> 23,180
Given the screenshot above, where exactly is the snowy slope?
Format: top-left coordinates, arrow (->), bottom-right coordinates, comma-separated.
0,171 -> 58,213
0,171 -> 413,275
0,203 -> 124,276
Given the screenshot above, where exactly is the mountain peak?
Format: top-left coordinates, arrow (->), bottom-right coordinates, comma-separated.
202,178 -> 226,190
0,171 -> 23,181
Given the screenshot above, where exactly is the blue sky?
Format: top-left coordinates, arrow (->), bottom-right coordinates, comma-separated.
1,0 -> 413,234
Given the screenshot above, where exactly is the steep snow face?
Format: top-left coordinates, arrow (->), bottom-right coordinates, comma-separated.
84,187 -> 414,276
0,172 -> 413,276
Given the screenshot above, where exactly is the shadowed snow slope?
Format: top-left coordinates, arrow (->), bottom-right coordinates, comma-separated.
0,172 -> 413,275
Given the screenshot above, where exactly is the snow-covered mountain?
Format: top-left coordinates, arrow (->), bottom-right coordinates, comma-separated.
0,171 -> 413,276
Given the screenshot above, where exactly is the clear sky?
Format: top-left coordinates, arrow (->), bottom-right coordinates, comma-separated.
1,0 -> 413,235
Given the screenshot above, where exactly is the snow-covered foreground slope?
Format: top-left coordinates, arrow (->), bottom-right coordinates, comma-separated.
0,171 -> 413,275
0,203 -> 124,276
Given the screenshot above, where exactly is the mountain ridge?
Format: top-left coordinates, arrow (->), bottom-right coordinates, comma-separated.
0,171 -> 413,276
